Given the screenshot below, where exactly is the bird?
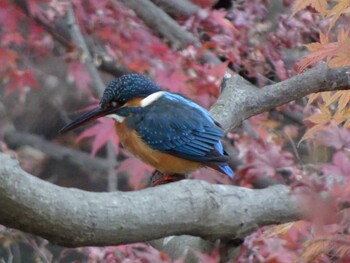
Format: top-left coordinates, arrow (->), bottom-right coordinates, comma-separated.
59,73 -> 234,183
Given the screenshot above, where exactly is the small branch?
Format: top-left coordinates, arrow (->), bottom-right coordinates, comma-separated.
106,143 -> 118,191
66,3 -> 105,97
150,0 -> 200,17
66,2 -> 119,191
3,131 -> 110,175
13,0 -> 129,77
0,153 -> 301,247
116,0 -> 198,48
210,64 -> 350,132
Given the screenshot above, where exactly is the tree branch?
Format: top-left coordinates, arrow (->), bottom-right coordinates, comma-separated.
0,153 -> 301,247
13,0 -> 130,77
116,0 -> 198,48
150,0 -> 200,17
66,2 -> 119,191
3,131 -> 110,175
210,64 -> 350,132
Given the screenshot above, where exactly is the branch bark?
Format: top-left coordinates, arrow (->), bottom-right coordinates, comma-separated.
3,131 -> 110,175
150,0 -> 200,17
0,153 -> 301,247
211,64 -> 350,132
66,2 -> 119,191
13,0 -> 130,77
116,0 -> 198,48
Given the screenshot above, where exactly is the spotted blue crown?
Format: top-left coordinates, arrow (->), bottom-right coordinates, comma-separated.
100,74 -> 161,107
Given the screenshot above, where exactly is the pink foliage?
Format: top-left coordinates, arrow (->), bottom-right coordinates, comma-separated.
76,118 -> 119,157
2,0 -> 350,262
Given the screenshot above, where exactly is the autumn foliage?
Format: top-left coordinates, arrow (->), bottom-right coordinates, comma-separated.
1,0 -> 350,262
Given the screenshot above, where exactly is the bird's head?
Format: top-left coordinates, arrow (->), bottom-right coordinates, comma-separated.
59,73 -> 161,133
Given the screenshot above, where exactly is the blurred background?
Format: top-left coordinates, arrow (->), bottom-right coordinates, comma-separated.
1,0 -> 349,262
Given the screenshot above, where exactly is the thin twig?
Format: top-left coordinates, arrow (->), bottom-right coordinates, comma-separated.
66,2 -> 119,191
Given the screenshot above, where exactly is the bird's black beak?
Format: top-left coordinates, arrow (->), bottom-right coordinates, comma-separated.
59,105 -> 115,134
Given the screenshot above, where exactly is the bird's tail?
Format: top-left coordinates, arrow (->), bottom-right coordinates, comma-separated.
208,163 -> 234,178
217,164 -> 234,178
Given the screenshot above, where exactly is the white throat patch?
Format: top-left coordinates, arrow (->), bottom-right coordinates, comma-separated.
140,91 -> 164,107
106,114 -> 125,123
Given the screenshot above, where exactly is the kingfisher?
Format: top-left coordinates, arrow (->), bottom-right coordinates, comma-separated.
59,74 -> 234,183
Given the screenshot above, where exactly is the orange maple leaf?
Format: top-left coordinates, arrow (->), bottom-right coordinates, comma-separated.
307,93 -> 321,106
337,91 -> 350,111
306,104 -> 331,124
325,0 -> 350,31
292,0 -> 328,16
328,29 -> 350,67
298,32 -> 341,72
301,104 -> 332,142
321,92 -> 343,107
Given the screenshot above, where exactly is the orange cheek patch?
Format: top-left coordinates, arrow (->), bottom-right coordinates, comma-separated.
123,97 -> 143,107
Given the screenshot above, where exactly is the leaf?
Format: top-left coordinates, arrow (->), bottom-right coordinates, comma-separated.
338,91 -> 350,111
238,138 -> 294,181
344,118 -> 350,128
263,222 -> 297,237
0,48 -> 18,72
154,70 -> 190,94
67,61 -> 92,97
300,123 -> 326,142
332,109 -> 346,125
0,2 -> 21,31
325,0 -> 350,31
305,104 -> 331,124
193,246 -> 221,263
116,158 -> 153,189
323,91 -> 342,106
307,93 -> 320,106
76,118 -> 119,157
2,32 -> 23,46
5,70 -> 39,96
292,0 -> 328,16
27,0 -> 50,17
298,41 -> 340,72
314,124 -> 350,149
328,42 -> 350,67
299,238 -> 331,262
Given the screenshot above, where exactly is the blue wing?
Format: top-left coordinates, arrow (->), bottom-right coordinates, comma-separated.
126,92 -> 234,177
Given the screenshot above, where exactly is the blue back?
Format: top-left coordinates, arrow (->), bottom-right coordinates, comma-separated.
122,92 -> 234,178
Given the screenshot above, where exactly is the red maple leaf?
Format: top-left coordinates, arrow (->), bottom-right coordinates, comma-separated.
0,1 -> 22,31
154,69 -> 190,94
116,157 -> 153,189
76,118 -> 119,157
5,70 -> 39,96
237,138 -> 295,182
322,151 -> 350,178
315,124 -> 350,150
0,48 -> 18,72
67,61 -> 92,97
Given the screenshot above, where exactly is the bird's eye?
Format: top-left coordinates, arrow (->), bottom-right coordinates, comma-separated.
111,101 -> 118,107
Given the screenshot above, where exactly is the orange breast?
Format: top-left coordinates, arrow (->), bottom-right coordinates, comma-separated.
114,121 -> 202,174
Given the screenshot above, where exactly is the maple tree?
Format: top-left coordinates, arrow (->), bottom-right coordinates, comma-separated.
1,0 -> 350,262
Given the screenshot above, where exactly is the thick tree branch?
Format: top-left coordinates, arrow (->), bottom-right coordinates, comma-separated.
211,64 -> 350,132
0,153 -> 301,247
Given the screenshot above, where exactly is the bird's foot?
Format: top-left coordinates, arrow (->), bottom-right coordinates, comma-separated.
150,171 -> 186,187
